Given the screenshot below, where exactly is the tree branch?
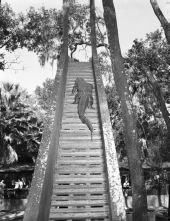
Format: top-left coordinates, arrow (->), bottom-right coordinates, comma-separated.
150,0 -> 168,26
69,40 -> 108,58
150,0 -> 170,44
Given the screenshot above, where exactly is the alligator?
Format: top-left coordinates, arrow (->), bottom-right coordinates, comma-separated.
72,77 -> 94,140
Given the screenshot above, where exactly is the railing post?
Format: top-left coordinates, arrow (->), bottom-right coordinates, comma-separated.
90,0 -> 126,220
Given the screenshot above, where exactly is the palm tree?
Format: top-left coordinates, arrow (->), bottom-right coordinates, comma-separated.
0,82 -> 21,165
0,82 -> 42,167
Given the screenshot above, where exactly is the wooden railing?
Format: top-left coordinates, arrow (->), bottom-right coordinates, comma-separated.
23,2 -> 70,221
90,0 -> 126,220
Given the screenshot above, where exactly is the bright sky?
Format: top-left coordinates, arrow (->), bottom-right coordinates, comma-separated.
0,0 -> 170,93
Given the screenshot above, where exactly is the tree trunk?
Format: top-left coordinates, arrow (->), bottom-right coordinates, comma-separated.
101,0 -> 148,220
168,181 -> 170,217
150,0 -> 170,45
146,70 -> 170,150
157,182 -> 162,207
0,131 -> 6,166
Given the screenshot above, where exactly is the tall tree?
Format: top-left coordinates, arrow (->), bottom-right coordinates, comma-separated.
150,0 -> 170,44
101,0 -> 148,220
126,31 -> 170,159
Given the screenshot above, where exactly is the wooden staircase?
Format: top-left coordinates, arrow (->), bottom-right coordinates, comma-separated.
49,62 -> 111,221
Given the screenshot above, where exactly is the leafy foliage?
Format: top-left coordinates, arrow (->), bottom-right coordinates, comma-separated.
0,3 -> 17,69
105,86 -> 126,160
18,7 -> 63,66
35,78 -> 55,111
0,3 -> 107,68
0,83 -> 43,166
17,3 -> 106,64
126,30 -> 170,100
125,29 -> 170,161
0,3 -> 30,70
104,30 -> 170,163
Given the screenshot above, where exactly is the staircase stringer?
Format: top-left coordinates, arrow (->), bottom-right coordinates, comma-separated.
90,0 -> 126,220
23,2 -> 70,221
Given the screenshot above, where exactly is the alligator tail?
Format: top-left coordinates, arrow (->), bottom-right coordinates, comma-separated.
78,114 -> 93,140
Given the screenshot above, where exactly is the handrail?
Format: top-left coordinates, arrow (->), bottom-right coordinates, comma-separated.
23,2 -> 70,221
90,0 -> 126,221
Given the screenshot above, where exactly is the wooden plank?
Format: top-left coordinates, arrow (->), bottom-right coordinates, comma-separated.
60,150 -> 103,156
53,183 -> 107,190
57,167 -> 105,173
67,79 -> 94,82
62,113 -> 98,118
60,134 -> 101,139
49,212 -> 109,220
62,111 -> 97,115
67,78 -> 94,80
60,148 -> 103,153
56,165 -> 105,170
59,150 -> 103,154
61,122 -> 100,127
64,96 -> 96,100
63,113 -> 98,117
50,206 -> 109,213
55,177 -> 105,183
61,115 -> 98,120
59,137 -> 102,141
68,70 -> 92,72
60,129 -> 100,133
65,88 -> 96,92
56,174 -> 105,179
59,156 -> 103,160
58,157 -> 103,162
57,163 -> 105,168
52,192 -> 108,199
59,148 -> 102,153
49,212 -> 109,219
63,110 -> 98,114
51,199 -> 108,206
60,131 -> 100,135
60,135 -> 101,140
67,75 -> 93,77
62,112 -> 98,116
51,195 -> 108,201
60,130 -> 100,134
56,167 -> 105,174
59,146 -> 102,150
59,139 -> 102,143
63,102 -> 97,106
56,158 -> 103,163
52,187 -> 107,194
59,140 -> 102,146
60,131 -> 101,136
63,105 -> 98,109
61,118 -> 99,123
67,74 -> 93,76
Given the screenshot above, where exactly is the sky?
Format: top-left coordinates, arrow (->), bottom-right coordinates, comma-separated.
0,0 -> 170,93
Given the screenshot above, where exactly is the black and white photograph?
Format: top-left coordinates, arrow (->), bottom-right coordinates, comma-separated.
0,0 -> 170,220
